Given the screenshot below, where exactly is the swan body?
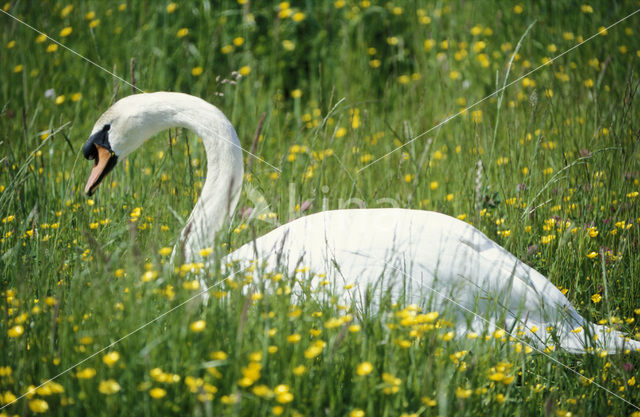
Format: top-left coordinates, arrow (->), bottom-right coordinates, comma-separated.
83,92 -> 640,354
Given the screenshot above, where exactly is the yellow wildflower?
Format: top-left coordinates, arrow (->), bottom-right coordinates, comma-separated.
28,399 -> 49,413
102,351 -> 120,367
149,387 -> 166,399
76,368 -> 96,379
356,361 -> 373,376
190,320 -> 206,333
98,379 -> 121,395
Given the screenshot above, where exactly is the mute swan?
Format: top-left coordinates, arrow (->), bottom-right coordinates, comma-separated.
83,92 -> 639,354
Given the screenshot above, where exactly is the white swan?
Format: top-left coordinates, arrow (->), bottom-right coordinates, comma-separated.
83,92 -> 639,354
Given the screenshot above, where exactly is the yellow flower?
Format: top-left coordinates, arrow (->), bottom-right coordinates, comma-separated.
98,379 -> 121,395
291,89 -> 302,99
292,365 -> 306,375
304,341 -> 324,358
198,247 -> 213,257
76,368 -> 96,379
8,325 -> 24,338
89,19 -> 100,28
591,293 -> 602,303
276,392 -> 294,403
350,410 -> 365,417
211,350 -> 228,360
252,384 -> 272,397
233,37 -> 244,46
190,320 -> 206,333
102,351 -> 120,367
192,66 -> 203,76
449,70 -> 460,80
85,11 -> 96,19
142,270 -> 158,282
60,4 -> 73,17
239,66 -> 251,76
471,110 -> 482,123
584,78 -> 594,88
149,387 -> 166,399
3,391 -> 17,403
60,27 -> 72,37
282,39 -> 295,51
13,64 -> 23,73
586,251 -> 598,259
220,393 -> 239,404
422,396 -> 437,406
176,28 -> 189,38
71,92 -> 82,102
356,361 -> 373,376
55,95 -> 65,105
221,45 -> 233,54
397,75 -> 410,84
292,11 -> 305,22
28,399 -> 49,413
46,44 -> 58,53
488,372 -> 505,381
167,2 -> 177,13
287,333 -> 301,343
36,34 -> 47,43
369,59 -> 381,68
158,247 -> 172,256
513,4 -> 523,13
580,4 -> 593,13
472,40 -> 486,53
424,39 -> 436,51
455,386 -> 472,399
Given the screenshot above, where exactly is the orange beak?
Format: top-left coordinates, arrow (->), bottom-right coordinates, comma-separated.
84,144 -> 118,196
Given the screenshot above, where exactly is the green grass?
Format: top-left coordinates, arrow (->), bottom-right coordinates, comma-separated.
2,0 -> 640,416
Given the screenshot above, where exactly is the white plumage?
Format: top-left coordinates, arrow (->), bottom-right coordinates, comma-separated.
83,92 -> 640,354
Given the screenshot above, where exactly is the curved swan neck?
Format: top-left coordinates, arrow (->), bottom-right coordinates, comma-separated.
103,92 -> 244,261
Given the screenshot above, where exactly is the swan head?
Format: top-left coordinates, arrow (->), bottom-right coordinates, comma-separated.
82,123 -> 118,196
82,93 -> 192,195
82,94 -> 154,196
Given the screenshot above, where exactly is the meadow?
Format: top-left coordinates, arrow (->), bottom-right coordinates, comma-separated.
1,0 -> 640,415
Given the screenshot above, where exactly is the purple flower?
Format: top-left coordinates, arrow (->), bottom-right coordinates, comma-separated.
300,200 -> 312,212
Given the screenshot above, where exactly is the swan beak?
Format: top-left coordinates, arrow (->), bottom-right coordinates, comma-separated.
84,144 -> 118,196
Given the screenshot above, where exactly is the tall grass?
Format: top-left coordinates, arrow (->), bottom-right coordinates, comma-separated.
1,1 -> 640,416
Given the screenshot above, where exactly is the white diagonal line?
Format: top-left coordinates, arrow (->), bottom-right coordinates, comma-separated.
0,8 -> 281,173
0,264 -> 253,410
382,261 -> 640,411
357,8 -> 640,173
